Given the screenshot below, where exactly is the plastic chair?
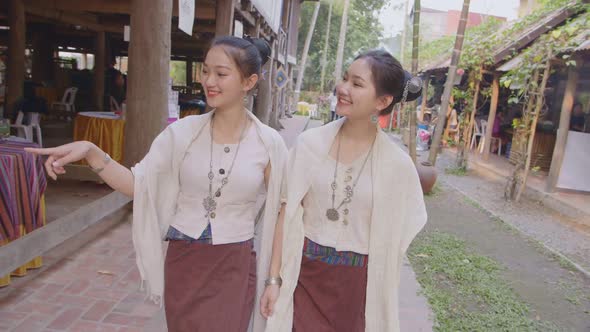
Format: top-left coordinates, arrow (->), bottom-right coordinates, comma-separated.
470,120 -> 483,150
109,96 -> 121,112
51,87 -> 78,113
10,112 -> 43,146
478,120 -> 502,155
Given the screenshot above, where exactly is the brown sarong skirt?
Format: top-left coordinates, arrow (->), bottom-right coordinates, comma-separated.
164,239 -> 256,332
293,254 -> 368,332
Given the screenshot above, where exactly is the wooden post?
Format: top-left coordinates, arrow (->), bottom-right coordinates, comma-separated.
31,24 -> 55,83
419,75 -> 430,122
6,0 -> 26,119
215,0 -> 234,37
186,60 -> 193,85
254,40 -> 274,124
482,73 -> 500,160
94,31 -> 106,112
124,0 -> 172,166
546,59 -> 582,192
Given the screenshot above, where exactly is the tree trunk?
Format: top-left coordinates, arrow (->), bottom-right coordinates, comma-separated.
516,56 -> 552,202
6,0 -> 26,119
428,0 -> 471,165
320,0 -> 334,93
124,0 -> 172,166
408,0 -> 420,164
456,73 -> 480,169
333,0 -> 351,84
294,2 -> 321,105
505,70 -> 538,200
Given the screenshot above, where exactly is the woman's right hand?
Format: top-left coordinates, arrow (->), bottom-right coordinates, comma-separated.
260,284 -> 280,319
25,141 -> 97,180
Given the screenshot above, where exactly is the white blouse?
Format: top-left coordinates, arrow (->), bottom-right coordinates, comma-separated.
302,151 -> 373,254
171,121 -> 269,244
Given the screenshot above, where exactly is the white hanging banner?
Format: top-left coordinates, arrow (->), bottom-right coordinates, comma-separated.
178,0 -> 195,35
234,20 -> 244,38
124,25 -> 130,41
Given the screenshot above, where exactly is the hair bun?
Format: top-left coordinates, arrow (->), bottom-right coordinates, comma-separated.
244,36 -> 271,66
400,70 -> 422,102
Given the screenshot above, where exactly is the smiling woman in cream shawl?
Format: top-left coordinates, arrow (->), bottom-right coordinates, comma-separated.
260,50 -> 427,332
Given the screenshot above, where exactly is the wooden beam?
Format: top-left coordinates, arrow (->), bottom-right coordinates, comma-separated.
94,31 -> 105,111
25,6 -> 124,33
546,59 -> 582,192
236,3 -> 256,27
216,0 -> 234,36
6,0 -> 26,119
124,0 -> 172,166
482,74 -> 500,160
0,193 -> 131,278
24,0 -> 216,20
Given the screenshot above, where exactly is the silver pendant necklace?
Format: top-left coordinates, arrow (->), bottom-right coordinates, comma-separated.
202,114 -> 248,220
326,130 -> 376,223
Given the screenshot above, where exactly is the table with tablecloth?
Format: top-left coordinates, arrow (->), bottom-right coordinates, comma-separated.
0,140 -> 47,286
73,112 -> 125,163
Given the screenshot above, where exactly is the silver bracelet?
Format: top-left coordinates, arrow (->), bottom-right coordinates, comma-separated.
90,152 -> 111,174
265,276 -> 282,287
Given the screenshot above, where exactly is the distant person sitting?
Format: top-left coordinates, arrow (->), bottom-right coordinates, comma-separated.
570,103 -> 586,132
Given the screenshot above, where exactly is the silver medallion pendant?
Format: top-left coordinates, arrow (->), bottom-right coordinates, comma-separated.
326,208 -> 340,221
203,196 -> 217,214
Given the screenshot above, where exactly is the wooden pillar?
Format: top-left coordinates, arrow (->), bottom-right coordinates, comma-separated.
124,0 -> 172,166
215,0 -> 234,37
419,75 -> 430,122
255,40 -> 275,125
31,24 -> 54,83
186,60 -> 193,85
546,59 -> 582,192
94,31 -> 106,112
483,73 -> 500,160
6,0 -> 26,118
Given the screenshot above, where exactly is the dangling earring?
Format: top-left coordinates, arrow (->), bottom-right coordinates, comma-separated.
370,114 -> 379,124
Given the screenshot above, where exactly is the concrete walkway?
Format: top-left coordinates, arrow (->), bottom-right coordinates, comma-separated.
0,118 -> 434,331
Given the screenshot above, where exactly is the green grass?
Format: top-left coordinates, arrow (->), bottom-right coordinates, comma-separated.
463,196 -> 483,211
425,183 -> 443,197
445,166 -> 468,176
408,231 -> 557,331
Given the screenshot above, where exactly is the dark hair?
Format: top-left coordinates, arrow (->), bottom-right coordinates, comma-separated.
354,50 -> 421,115
211,36 -> 271,80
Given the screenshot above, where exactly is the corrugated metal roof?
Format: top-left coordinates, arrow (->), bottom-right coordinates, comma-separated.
496,53 -> 524,72
574,39 -> 590,52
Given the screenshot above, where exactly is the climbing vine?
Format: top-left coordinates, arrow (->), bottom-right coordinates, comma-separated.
501,3 -> 588,200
